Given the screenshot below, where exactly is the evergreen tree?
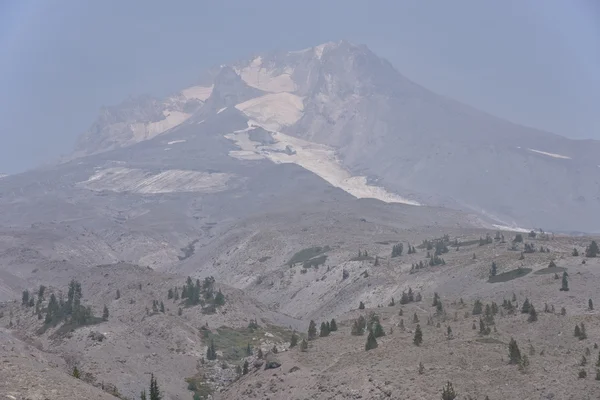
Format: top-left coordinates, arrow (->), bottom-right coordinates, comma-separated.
472,300 -> 483,315
508,338 -> 521,364
590,299 -> 594,310
102,305 -> 109,321
173,288 -> 179,301
441,381 -> 457,400
21,290 -> 30,306
414,291 -> 422,302
308,320 -> 317,340
560,271 -> 569,291
373,321 -> 386,338
388,297 -> 395,306
365,329 -> 378,351
400,291 -> 409,305
72,366 -> 80,379
359,301 -> 365,310
374,256 -> 379,266
573,248 -> 580,256
116,289 -> 120,300
586,241 -> 599,258
580,323 -> 588,340
140,390 -> 147,400
300,339 -> 308,352
37,285 -> 46,301
243,360 -> 249,375
206,339 -> 217,360
391,243 -> 403,257
413,324 -> 423,346
320,321 -> 330,337
257,348 -> 263,359
521,298 -> 531,314
177,307 -> 182,316
490,262 -> 497,277
330,319 -> 338,331
290,332 -> 298,347
167,289 -> 173,299
214,289 -> 225,306
413,312 -> 419,323
149,373 -> 162,400
528,304 -> 538,322
432,292 -> 440,307
160,301 -> 165,313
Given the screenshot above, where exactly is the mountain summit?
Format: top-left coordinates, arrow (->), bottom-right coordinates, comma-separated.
68,41 -> 600,231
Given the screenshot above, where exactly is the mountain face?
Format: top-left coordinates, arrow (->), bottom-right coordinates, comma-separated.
66,40 -> 600,232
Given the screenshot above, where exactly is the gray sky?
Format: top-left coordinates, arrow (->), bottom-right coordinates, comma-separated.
0,0 -> 598,174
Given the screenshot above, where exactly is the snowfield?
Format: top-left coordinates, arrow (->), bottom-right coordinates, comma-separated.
167,140 -> 186,145
78,167 -> 232,194
225,123 -> 419,206
527,148 -> 571,160
236,57 -> 297,93
129,110 -> 190,142
235,93 -> 304,131
180,85 -> 213,101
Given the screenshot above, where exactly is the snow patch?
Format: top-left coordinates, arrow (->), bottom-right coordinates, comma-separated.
314,42 -> 335,59
197,120 -> 205,124
235,93 -> 304,131
180,85 -> 213,101
129,110 -> 190,142
78,167 -> 232,194
0,173 -> 7,179
217,107 -> 228,114
225,123 -> 419,205
527,148 -> 571,159
237,57 -> 297,93
167,139 -> 186,145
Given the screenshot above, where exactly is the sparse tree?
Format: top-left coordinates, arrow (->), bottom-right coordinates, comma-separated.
441,381 -> 457,400
413,324 -> 423,346
586,241 -> 599,258
560,271 -> 569,291
365,329 -> 378,351
308,320 -> 317,340
508,338 -> 521,364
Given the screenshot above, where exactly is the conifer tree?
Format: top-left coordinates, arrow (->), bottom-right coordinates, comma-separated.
472,300 -> 483,315
441,381 -> 457,400
300,339 -> 308,352
528,304 -> 538,322
373,321 -> 386,338
257,348 -> 263,359
206,339 -> 217,360
365,329 -> 378,351
413,324 -> 423,346
508,338 -> 521,364
521,298 -> 531,314
320,321 -> 330,337
308,320 -> 317,340
290,332 -> 298,347
432,292 -> 440,307
167,288 -> 173,299
116,289 -> 120,300
72,366 -> 80,379
413,312 -> 419,323
590,299 -> 594,310
243,360 -> 249,375
21,290 -> 29,306
214,289 -> 225,306
586,241 -> 599,258
490,262 -> 497,277
560,271 -> 569,291
359,301 -> 365,310
102,305 -> 109,321
573,248 -> 579,256
149,374 -> 162,400
140,390 -> 147,400
330,319 -> 338,331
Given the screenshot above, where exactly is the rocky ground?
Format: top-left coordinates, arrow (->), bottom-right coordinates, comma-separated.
1,230 -> 599,399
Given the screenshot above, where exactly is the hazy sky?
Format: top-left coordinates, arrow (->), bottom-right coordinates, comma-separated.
0,0 -> 598,174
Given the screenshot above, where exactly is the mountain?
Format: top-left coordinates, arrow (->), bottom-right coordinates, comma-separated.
68,40 -> 600,232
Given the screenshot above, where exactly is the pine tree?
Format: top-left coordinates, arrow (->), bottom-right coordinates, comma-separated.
472,300 -> 483,315
116,289 -> 120,300
490,262 -> 497,277
573,248 -> 580,256
586,241 -> 599,258
140,390 -> 147,400
359,301 -> 365,310
374,256 -> 379,266
365,329 -> 378,351
528,304 -> 538,322
373,321 -> 386,338
290,332 -> 298,347
330,319 -> 338,331
102,305 -> 109,321
149,373 -> 162,400
580,323 -> 588,340
21,290 -> 29,306
72,366 -> 80,379
308,320 -> 317,340
320,321 -> 330,337
257,348 -> 263,359
413,312 -> 419,323
432,292 -> 440,307
521,298 -> 531,314
206,339 -> 217,360
214,289 -> 225,306
400,291 -> 409,304
167,289 -> 173,299
413,324 -> 423,346
560,271 -> 569,291
300,339 -> 308,352
243,360 -> 249,375
508,338 -> 521,364
441,381 -> 457,400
